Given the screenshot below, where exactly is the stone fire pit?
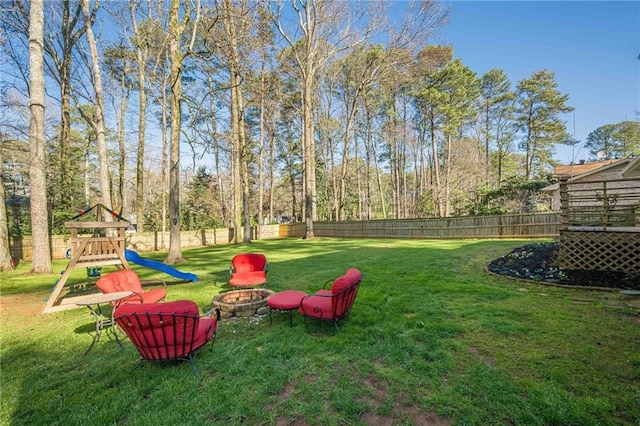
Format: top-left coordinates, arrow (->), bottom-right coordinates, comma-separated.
212,289 -> 274,319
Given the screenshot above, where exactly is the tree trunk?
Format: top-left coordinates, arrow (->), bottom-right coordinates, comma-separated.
302,78 -> 316,238
230,75 -> 241,244
135,56 -> 147,231
161,58 -> 170,248
223,0 -> 251,244
0,143 -> 14,271
338,95 -> 358,220
237,83 -> 251,244
210,85 -> 227,227
429,112 -> 443,217
268,118 -> 275,224
258,72 -> 266,227
130,1 -> 148,232
117,72 -> 129,214
165,0 -> 183,264
82,0 -> 111,212
29,0 -> 52,274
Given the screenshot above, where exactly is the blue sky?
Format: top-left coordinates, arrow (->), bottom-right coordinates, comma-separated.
436,1 -> 639,164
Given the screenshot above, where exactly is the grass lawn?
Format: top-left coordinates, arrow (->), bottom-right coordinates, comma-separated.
1,237 -> 639,425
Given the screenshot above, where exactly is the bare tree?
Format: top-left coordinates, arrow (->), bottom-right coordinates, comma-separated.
40,0 -> 90,215
103,43 -> 134,213
272,0 -> 379,237
28,0 -> 52,273
82,0 -> 111,210
165,0 -> 201,264
126,0 -> 169,231
218,0 -> 251,243
5,0 -> 91,220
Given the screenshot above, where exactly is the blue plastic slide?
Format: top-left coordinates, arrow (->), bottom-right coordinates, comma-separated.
125,250 -> 198,283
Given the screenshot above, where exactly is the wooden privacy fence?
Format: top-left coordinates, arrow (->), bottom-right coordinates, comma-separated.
313,213 -> 560,239
10,224 -> 286,261
10,213 -> 560,261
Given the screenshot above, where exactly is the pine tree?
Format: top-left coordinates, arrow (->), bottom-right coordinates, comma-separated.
514,70 -> 574,179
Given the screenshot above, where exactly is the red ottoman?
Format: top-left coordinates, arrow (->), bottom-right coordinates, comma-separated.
267,290 -> 307,326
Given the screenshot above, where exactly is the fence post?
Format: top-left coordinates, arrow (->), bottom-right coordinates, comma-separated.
602,181 -> 608,231
559,177 -> 569,231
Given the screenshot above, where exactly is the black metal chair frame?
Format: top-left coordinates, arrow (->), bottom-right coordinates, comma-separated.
115,308 -> 220,375
300,277 -> 362,333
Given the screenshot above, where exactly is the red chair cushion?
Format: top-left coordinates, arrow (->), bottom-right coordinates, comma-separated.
299,293 -> 334,319
232,254 -> 267,273
123,287 -> 166,304
268,290 -> 307,310
299,268 -> 362,322
115,300 -> 217,360
97,270 -> 166,304
229,271 -> 267,287
331,268 -> 362,316
97,270 -> 143,294
115,299 -> 198,319
332,268 -> 362,293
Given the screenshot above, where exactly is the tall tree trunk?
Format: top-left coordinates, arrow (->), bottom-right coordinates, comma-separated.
209,85 -> 226,227
237,83 -> 251,244
230,74 -> 241,244
0,143 -> 14,271
258,72 -> 266,227
130,0 -> 148,232
302,70 -> 316,237
116,70 -> 129,214
165,0 -> 183,264
444,133 -> 453,217
429,112 -> 443,217
82,0 -> 111,212
29,0 -> 52,274
355,128 -> 362,220
136,72 -> 146,231
268,122 -> 275,224
392,113 -> 400,218
58,0 -> 86,214
161,69 -> 169,248
223,0 -> 251,244
484,98 -> 490,183
338,95 -> 358,220
366,103 -> 385,218
401,101 -> 408,218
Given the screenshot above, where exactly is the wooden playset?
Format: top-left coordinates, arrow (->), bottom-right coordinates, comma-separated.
43,204 -> 131,314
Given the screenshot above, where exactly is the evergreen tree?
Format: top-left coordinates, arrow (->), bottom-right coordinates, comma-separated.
514,70 -> 574,179
479,69 -> 514,185
585,121 -> 640,160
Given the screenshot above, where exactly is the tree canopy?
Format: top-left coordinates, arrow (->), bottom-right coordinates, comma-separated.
4,0 -> 632,268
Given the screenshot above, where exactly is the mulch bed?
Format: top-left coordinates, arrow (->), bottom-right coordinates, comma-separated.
487,242 -> 640,290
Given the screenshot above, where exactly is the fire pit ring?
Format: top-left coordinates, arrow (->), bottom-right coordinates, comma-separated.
212,289 -> 274,319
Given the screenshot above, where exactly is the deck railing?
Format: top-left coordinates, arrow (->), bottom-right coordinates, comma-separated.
559,176 -> 640,231
558,176 -> 640,272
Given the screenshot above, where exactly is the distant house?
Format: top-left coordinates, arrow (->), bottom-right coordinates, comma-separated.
621,156 -> 640,178
542,158 -> 634,211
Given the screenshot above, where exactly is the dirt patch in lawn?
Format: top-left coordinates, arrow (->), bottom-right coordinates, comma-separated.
487,242 -> 640,290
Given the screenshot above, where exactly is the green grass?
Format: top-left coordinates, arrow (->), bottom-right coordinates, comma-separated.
1,238 -> 639,425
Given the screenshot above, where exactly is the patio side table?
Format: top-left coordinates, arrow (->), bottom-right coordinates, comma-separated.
75,291 -> 133,355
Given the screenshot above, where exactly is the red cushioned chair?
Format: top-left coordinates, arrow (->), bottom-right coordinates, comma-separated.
299,268 -> 363,332
114,300 -> 220,374
96,269 -> 166,307
229,253 -> 268,287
